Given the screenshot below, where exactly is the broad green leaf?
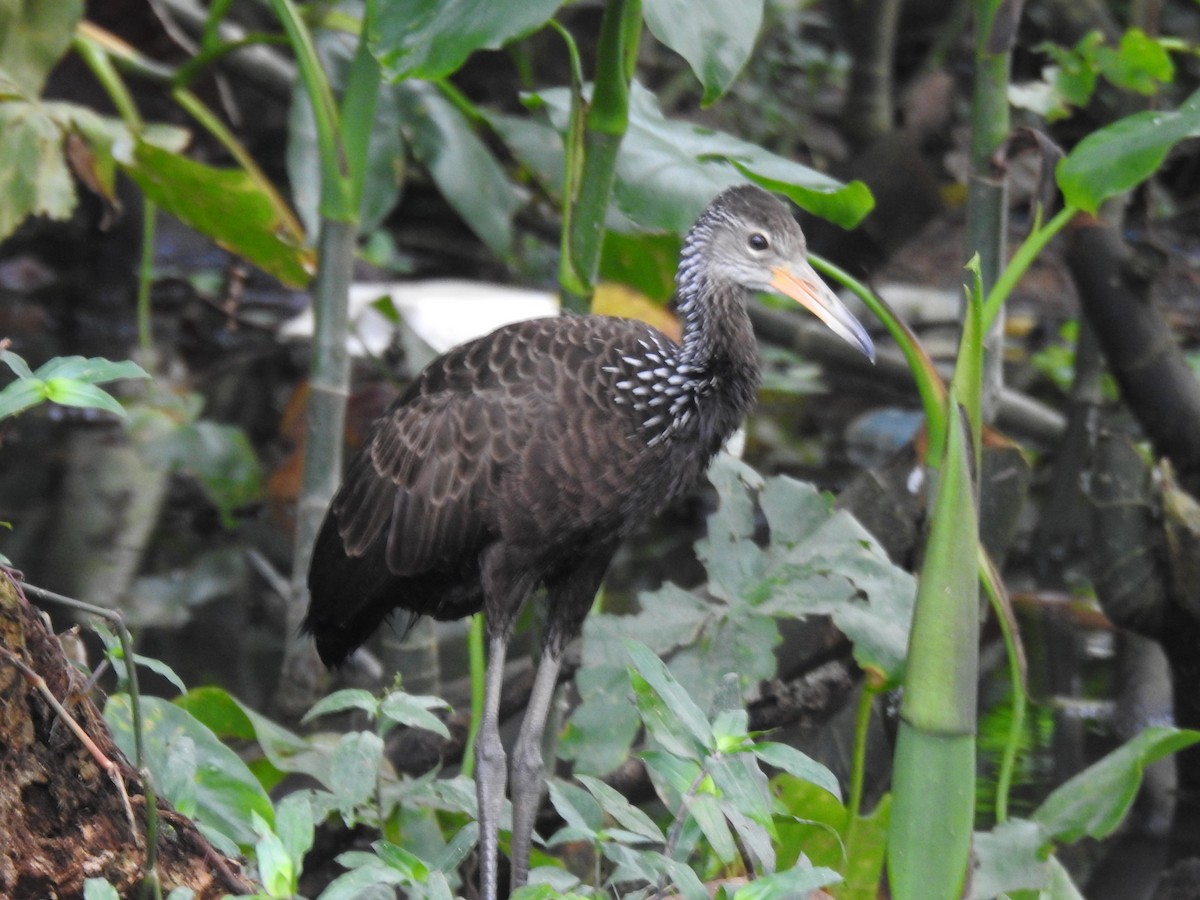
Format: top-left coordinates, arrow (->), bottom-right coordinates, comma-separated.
180,686 -> 332,787
569,455 -> 914,773
303,688 -> 380,723
0,349 -> 34,379
689,791 -> 739,863
560,657 -> 643,775
395,80 -> 520,257
35,356 -> 148,383
117,138 -> 313,286
726,864 -> 841,900
83,880 -> 121,900
1033,725 -> 1200,843
531,83 -> 873,231
374,839 -> 430,880
601,844 -> 710,900
42,380 -> 127,417
548,779 -> 603,836
643,0 -> 763,106
253,810 -> 295,897
0,0 -> 81,95
275,793 -> 316,876
372,0 -> 564,81
1058,88 -> 1200,214
970,818 -> 1048,900
379,689 -> 451,739
0,378 -> 47,421
576,774 -> 665,842
105,694 -> 274,851
753,742 -> 840,800
131,653 -> 188,695
626,640 -> 713,752
1097,28 -> 1174,95
317,863 -> 405,900
0,99 -> 77,241
330,731 -> 384,809
160,735 -> 198,817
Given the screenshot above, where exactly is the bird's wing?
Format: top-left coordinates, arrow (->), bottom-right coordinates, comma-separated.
332,319 -> 563,576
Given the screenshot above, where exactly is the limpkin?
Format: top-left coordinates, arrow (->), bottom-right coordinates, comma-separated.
304,184 -> 875,899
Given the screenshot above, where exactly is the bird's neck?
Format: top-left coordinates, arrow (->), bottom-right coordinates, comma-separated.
675,272 -> 759,386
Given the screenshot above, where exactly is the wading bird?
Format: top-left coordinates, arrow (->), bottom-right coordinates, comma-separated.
305,184 -> 875,899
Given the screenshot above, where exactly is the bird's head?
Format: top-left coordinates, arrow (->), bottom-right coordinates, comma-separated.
681,184 -> 875,362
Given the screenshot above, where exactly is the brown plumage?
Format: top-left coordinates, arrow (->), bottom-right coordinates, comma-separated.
304,184 -> 874,900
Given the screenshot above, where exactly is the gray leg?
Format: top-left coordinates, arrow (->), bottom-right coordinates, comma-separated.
476,633 -> 510,900
508,648 -> 564,891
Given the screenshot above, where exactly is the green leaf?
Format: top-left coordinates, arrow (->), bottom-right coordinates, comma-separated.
1033,726 -> 1200,844
0,99 -> 78,242
1096,28 -> 1174,95
274,792 -> 316,877
35,355 -> 148,384
379,689 -> 451,739
177,685 -> 332,788
600,842 -> 709,900
643,0 -> 763,106
373,839 -> 430,880
42,380 -> 127,417
568,455 -> 915,773
132,653 -> 189,696
689,791 -> 739,863
253,810 -> 295,897
753,742 -> 840,800
575,774 -> 665,843
105,694 -> 275,851
970,818 -> 1049,899
0,378 -> 47,421
727,864 -> 841,900
394,80 -> 521,257
83,879 -> 121,900
0,349 -> 35,379
317,864 -> 405,900
1057,88 -> 1200,214
303,688 -> 381,723
372,0 -> 565,81
0,0 -> 82,95
626,640 -> 713,754
117,138 -> 313,287
330,731 -> 384,808
548,779 -> 603,838
530,83 -> 874,231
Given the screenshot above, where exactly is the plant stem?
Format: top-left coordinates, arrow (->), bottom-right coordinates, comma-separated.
982,204 -> 1077,334
980,549 -> 1026,823
560,0 -> 642,311
810,254 -> 949,454
847,682 -> 876,821
137,198 -> 157,359
461,613 -> 486,779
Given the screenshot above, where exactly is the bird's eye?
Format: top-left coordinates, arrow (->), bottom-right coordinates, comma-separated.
748,232 -> 769,251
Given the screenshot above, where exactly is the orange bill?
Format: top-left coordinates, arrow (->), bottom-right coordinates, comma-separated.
769,260 -> 875,362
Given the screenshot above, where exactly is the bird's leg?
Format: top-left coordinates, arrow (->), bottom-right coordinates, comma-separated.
477,632 -> 510,900
508,647 -> 564,891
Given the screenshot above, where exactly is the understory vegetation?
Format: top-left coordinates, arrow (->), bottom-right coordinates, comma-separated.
3,0 -> 1200,898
